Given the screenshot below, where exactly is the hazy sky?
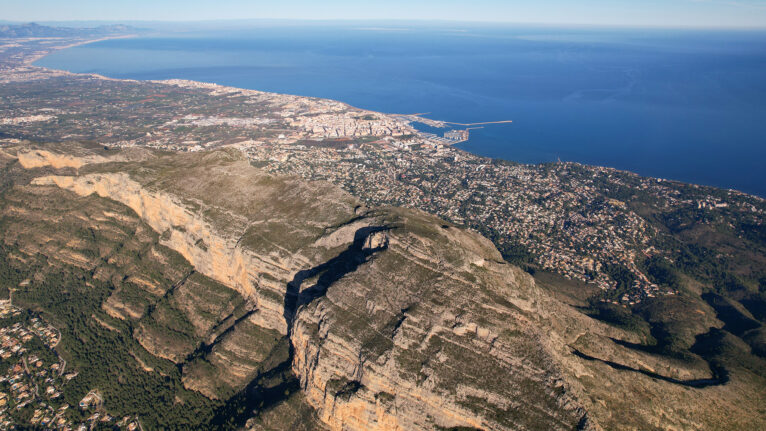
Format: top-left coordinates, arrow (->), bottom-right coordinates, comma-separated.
3,0 -> 766,28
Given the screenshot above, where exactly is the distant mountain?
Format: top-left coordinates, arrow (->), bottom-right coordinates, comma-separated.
0,22 -> 137,38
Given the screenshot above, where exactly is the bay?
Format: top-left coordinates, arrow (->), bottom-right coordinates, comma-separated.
34,23 -> 766,196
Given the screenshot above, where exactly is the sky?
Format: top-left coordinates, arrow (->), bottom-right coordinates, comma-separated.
3,0 -> 766,28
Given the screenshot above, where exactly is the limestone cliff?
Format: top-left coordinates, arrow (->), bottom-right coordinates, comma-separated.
288,210 -> 588,430
6,144 -> 765,431
32,171 -> 289,334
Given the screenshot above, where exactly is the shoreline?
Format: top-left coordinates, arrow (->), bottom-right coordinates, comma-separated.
24,34 -> 139,65
17,34 -> 764,200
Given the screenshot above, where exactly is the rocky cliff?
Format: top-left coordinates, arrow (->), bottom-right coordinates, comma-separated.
2,144 -> 764,430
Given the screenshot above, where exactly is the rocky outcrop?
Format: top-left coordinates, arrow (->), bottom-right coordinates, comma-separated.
17,149 -> 110,170
12,145 -> 766,431
288,211 -> 588,430
570,332 -> 714,381
20,147 -> 588,428
32,171 -> 299,335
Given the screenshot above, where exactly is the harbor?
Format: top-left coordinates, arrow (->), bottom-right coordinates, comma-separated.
397,113 -> 513,145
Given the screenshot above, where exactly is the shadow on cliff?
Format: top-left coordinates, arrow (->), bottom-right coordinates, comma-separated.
572,292 -> 752,389
571,346 -> 728,388
283,225 -> 390,334
209,337 -> 298,430
208,225 -> 390,429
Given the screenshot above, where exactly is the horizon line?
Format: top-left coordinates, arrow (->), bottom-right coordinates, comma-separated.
3,18 -> 766,32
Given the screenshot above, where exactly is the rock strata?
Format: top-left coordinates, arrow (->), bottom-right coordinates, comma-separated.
7,145 -> 765,431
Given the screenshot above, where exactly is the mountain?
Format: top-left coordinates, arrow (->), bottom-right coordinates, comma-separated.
1,31 -> 765,430
0,143 -> 763,430
0,22 -> 137,38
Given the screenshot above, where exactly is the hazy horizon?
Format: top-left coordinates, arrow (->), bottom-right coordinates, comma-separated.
5,19 -> 766,34
3,0 -> 766,29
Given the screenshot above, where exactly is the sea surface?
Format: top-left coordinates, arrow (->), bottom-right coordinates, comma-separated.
35,23 -> 766,197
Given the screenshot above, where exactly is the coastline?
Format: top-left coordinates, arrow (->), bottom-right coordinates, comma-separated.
15,34 -> 765,201
23,34 -> 139,65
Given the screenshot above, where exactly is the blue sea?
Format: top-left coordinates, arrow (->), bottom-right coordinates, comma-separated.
35,23 -> 766,197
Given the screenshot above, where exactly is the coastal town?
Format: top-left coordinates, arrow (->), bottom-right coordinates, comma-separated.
1,33 -> 765,306
1,22 -> 766,431
241,132 -> 764,304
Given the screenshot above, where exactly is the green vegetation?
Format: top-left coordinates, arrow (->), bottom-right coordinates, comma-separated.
585,302 -> 655,342
12,259 -> 221,429
602,263 -> 636,296
0,164 -> 289,429
639,256 -> 681,291
0,246 -> 23,299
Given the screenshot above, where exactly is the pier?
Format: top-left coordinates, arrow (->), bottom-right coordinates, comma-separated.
396,113 -> 512,145
399,113 -> 513,129
444,120 -> 513,126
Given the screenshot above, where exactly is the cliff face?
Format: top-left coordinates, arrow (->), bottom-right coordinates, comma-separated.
289,210 -> 587,430
32,172 -> 289,333
12,145 -> 587,428
5,144 -> 766,430
28,148 -> 362,335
